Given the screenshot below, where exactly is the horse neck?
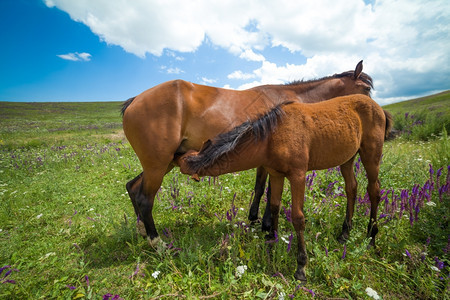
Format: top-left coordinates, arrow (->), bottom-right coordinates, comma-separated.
278,79 -> 342,103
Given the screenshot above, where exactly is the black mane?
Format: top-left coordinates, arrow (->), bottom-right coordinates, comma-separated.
185,102 -> 291,173
286,70 -> 374,90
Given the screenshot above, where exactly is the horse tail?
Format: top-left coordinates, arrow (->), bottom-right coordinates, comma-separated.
383,109 -> 394,140
121,96 -> 136,116
184,103 -> 290,173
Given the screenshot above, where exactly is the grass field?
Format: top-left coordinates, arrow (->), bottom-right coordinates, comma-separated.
0,95 -> 449,299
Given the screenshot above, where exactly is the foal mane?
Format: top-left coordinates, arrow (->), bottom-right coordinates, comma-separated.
287,70 -> 374,90
185,102 -> 291,172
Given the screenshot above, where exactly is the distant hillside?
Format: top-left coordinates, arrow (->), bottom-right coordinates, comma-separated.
383,90 -> 450,116
382,90 -> 450,140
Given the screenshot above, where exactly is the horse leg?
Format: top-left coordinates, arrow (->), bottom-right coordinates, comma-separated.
337,156 -> 357,243
360,146 -> 382,248
126,172 -> 143,217
125,172 -> 147,237
135,168 -> 168,248
288,172 -> 307,283
248,167 -> 268,223
266,176 -> 284,240
261,181 -> 272,232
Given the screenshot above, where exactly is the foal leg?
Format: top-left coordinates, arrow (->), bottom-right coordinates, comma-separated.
360,146 -> 382,248
248,167 -> 268,223
261,182 -> 272,232
267,176 -> 284,240
338,156 -> 357,244
289,172 -> 307,283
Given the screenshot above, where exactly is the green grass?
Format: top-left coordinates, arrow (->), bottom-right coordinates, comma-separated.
0,99 -> 449,299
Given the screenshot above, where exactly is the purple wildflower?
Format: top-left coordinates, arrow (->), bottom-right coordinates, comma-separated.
405,249 -> 411,259
436,167 -> 443,189
325,246 -> 329,257
226,204 -> 238,222
129,263 -> 140,279
301,287 -> 316,297
434,257 -> 445,270
85,275 -> 89,287
287,232 -> 293,253
66,285 -> 76,290
420,253 -> 426,262
1,265 -> 18,284
162,227 -> 172,238
265,231 -> 278,244
214,213 -> 224,222
103,294 -> 122,300
342,245 -> 347,259
282,205 -> 292,222
0,265 -> 11,276
444,236 -> 450,254
272,272 -> 289,286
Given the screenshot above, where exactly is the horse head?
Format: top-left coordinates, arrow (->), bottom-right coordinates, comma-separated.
335,60 -> 374,97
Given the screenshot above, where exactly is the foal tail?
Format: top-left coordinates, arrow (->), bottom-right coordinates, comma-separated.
383,109 -> 394,140
121,96 -> 136,116
182,103 -> 288,174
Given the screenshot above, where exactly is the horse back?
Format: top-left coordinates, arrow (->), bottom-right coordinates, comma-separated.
122,80 -> 283,158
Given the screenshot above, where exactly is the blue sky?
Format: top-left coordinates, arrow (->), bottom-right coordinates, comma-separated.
1,0 -> 449,104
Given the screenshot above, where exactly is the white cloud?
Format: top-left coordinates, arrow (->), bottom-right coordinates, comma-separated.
161,66 -> 184,74
57,52 -> 91,61
239,49 -> 265,62
201,77 -> 217,85
46,0 -> 450,102
228,70 -> 256,80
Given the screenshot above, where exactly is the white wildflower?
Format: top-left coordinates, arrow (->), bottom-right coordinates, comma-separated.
425,202 -> 436,207
36,213 -> 43,219
280,235 -> 289,244
88,208 -> 94,212
40,252 -> 56,261
430,266 -> 439,272
152,270 -> 161,279
235,265 -> 247,278
278,291 -> 286,300
365,287 -> 380,299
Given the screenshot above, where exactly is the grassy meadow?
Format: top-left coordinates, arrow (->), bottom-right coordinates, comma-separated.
0,94 -> 449,299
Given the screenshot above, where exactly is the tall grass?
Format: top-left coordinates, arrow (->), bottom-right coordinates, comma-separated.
0,101 -> 449,299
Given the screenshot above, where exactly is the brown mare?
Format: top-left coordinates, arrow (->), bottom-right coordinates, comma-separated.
176,94 -> 393,282
122,61 -> 374,246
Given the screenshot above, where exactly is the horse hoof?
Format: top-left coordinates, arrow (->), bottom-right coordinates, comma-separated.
137,220 -> 147,238
248,214 -> 260,223
294,269 -> 307,283
261,223 -> 271,232
337,233 -> 349,244
147,236 -> 167,250
249,218 -> 261,226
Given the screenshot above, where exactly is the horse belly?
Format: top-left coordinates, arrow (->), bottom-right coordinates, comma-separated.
307,127 -> 361,171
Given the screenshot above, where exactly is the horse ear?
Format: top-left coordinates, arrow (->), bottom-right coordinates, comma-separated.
353,60 -> 363,80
